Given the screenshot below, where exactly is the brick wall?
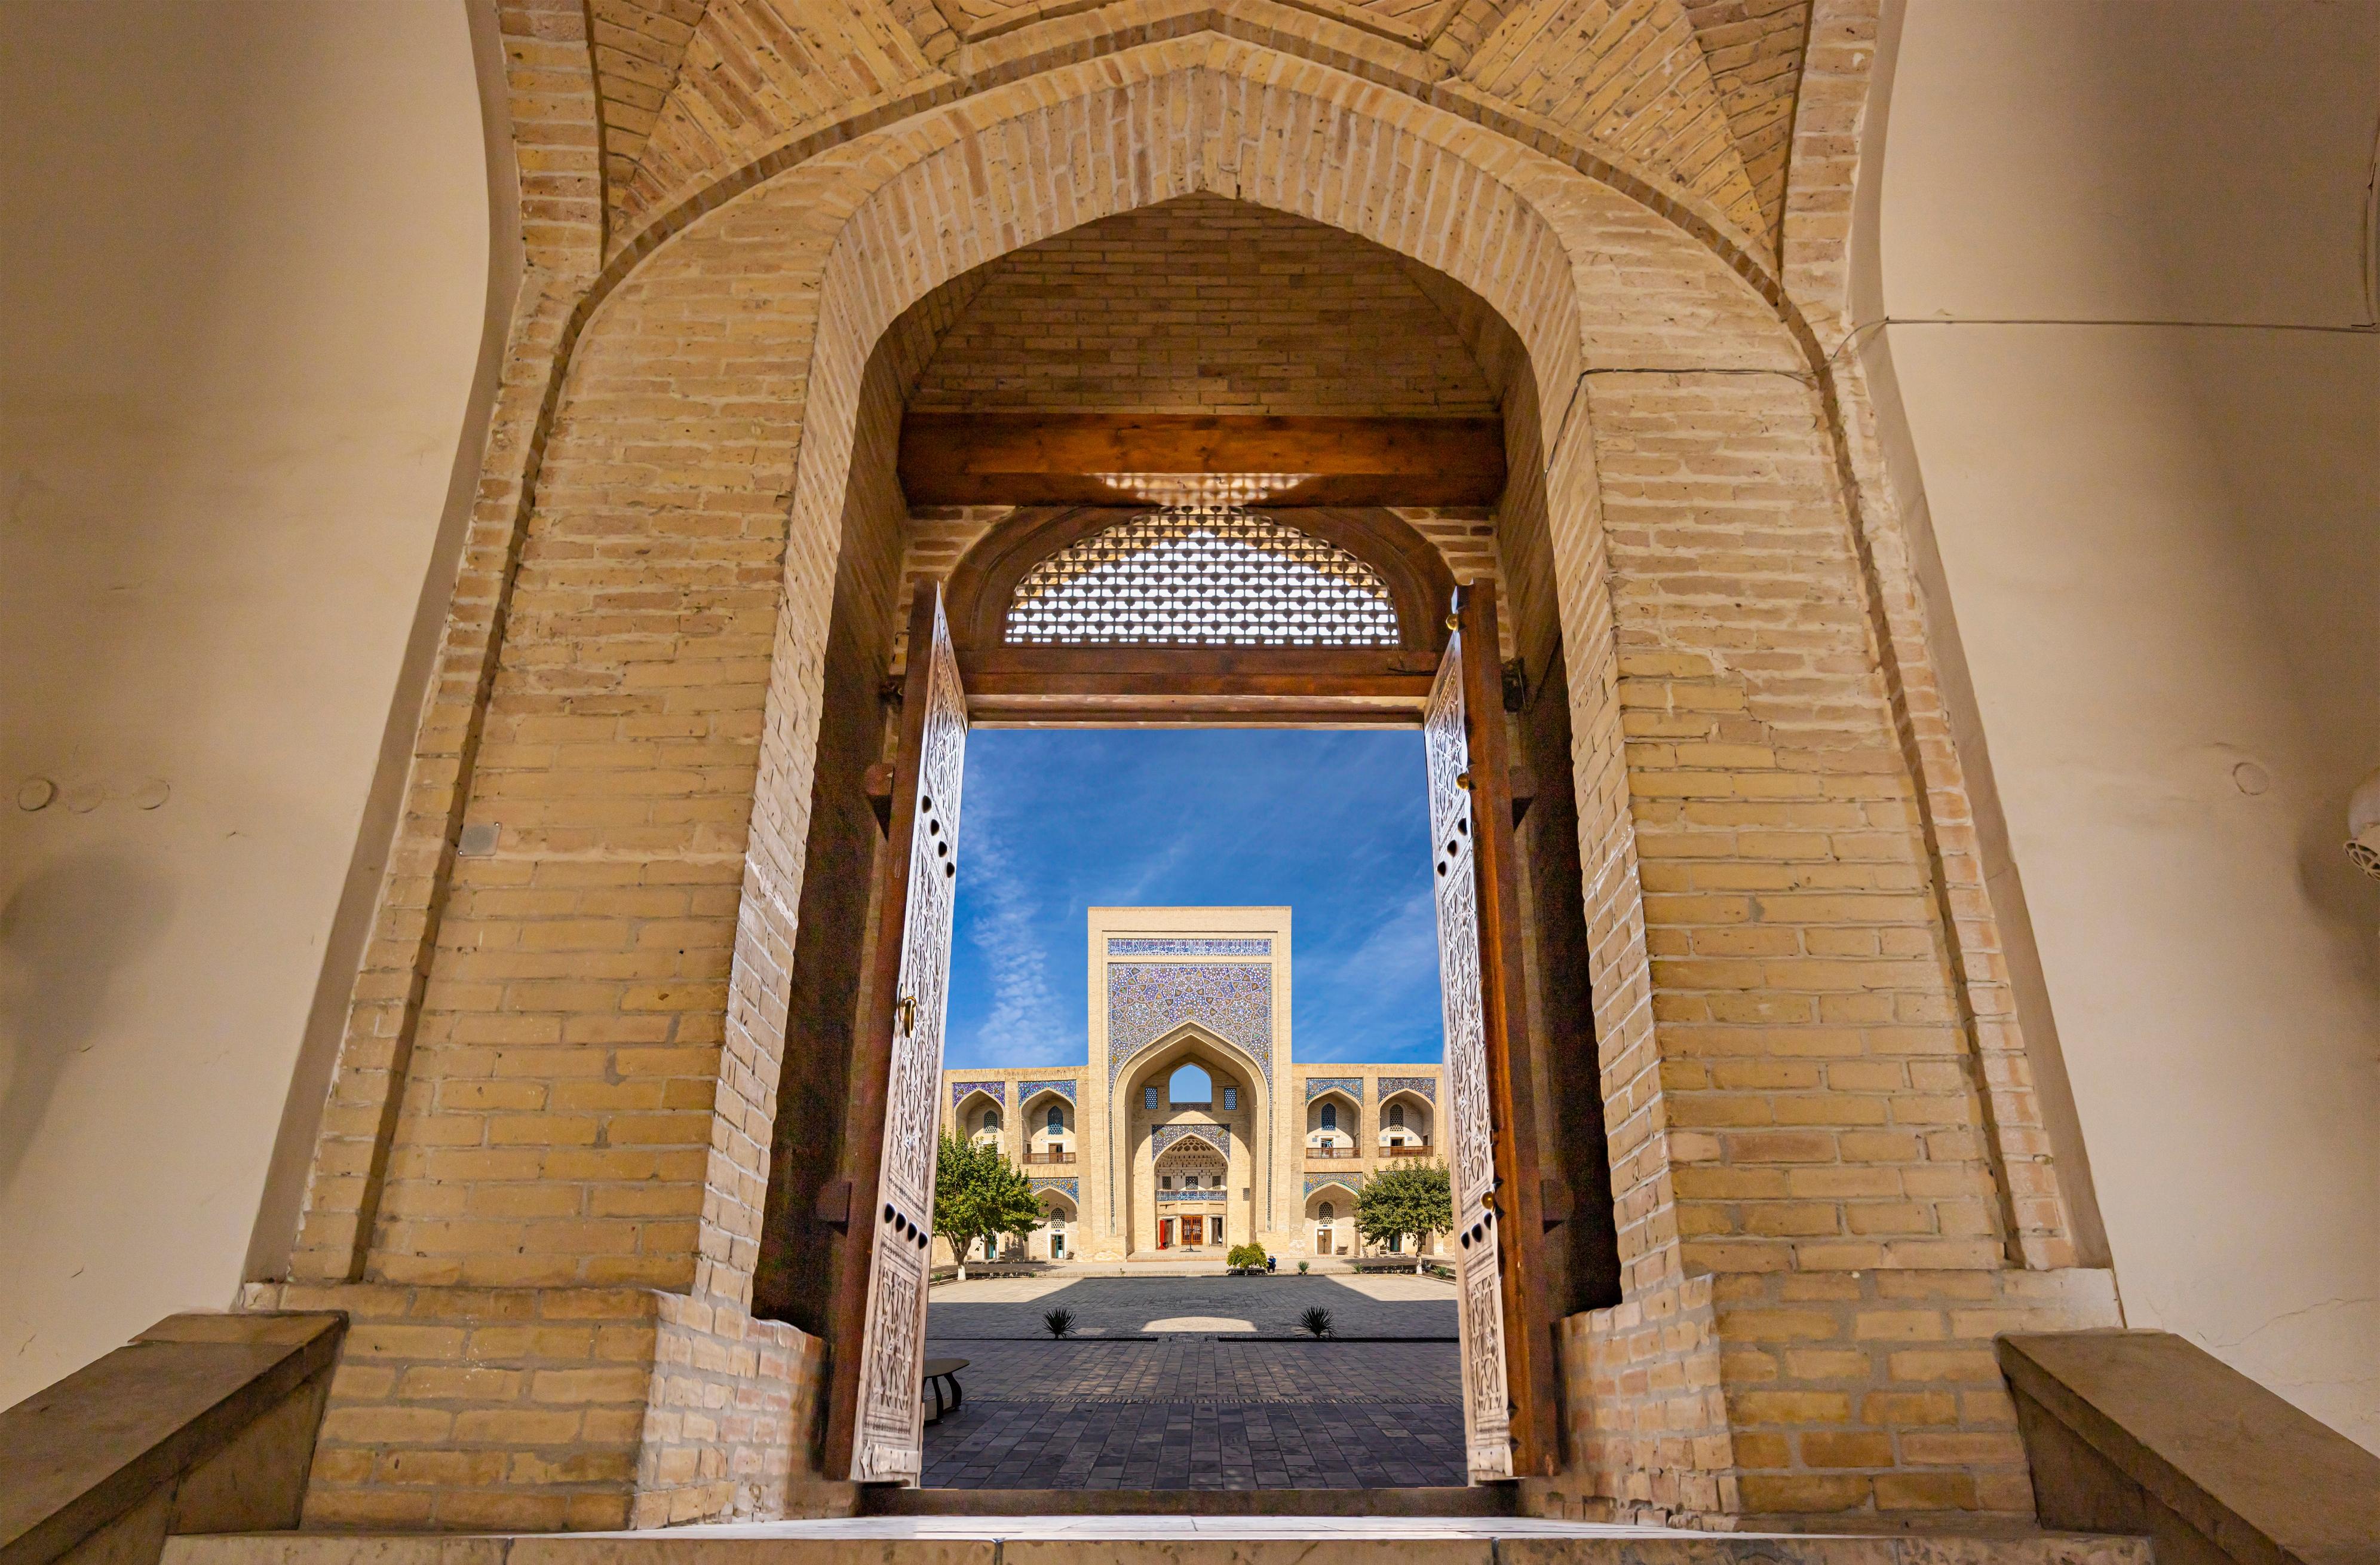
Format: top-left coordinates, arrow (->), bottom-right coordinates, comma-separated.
909,194 -> 1497,415
272,36 -> 2106,1529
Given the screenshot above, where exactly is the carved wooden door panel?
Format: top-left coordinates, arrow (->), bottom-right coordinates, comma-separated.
1424,612 -> 1517,1481
1424,583 -> 1556,1481
844,586 -> 969,1484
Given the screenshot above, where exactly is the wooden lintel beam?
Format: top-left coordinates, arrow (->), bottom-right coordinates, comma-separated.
898,413 -> 1506,507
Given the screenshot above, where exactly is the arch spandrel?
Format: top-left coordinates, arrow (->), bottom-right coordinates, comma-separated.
333,37 -> 1814,1300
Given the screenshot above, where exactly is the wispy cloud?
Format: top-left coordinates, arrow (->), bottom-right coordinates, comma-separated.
945,729 -> 1446,1070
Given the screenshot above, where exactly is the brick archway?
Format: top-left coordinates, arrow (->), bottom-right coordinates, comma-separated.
272,30 -> 2111,1533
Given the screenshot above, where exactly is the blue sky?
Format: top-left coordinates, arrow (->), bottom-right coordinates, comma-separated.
943,728 -> 1446,1072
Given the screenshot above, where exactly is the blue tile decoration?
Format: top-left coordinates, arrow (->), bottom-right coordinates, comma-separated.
1019,1077 -> 1078,1104
1157,1189 -> 1227,1203
1106,938 -> 1272,956
1151,1122 -> 1230,1158
1304,1172 -> 1365,1197
1107,963 -> 1272,1086
1379,1075 -> 1437,1102
950,1079 -> 1007,1107
1030,1177 -> 1079,1201
1305,1076 -> 1362,1101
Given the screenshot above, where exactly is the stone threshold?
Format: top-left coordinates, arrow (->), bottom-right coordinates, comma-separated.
164,1523 -> 2153,1565
868,1486 -> 1510,1515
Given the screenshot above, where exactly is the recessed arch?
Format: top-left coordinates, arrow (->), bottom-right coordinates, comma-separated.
941,503 -> 1461,722
950,1085 -> 1005,1123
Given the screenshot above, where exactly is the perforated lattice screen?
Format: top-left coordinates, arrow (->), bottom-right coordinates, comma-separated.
1005,506 -> 1400,647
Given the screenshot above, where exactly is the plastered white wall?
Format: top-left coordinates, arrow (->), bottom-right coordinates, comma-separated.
1861,0 -> 2380,1448
0,0 -> 504,1405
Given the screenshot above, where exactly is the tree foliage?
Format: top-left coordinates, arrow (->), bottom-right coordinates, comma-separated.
1354,1160 -> 1453,1272
933,1131 -> 1044,1279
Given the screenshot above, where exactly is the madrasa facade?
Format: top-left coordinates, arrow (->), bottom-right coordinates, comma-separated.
937,907 -> 1444,1263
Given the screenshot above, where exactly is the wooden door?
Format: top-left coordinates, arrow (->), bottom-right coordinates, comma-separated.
1424,582 -> 1558,1481
823,584 -> 970,1486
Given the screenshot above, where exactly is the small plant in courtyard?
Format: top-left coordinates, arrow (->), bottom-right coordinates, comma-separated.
1296,1260 -> 1309,1274
1227,1242 -> 1266,1272
1043,1307 -> 1077,1339
1299,1306 -> 1334,1339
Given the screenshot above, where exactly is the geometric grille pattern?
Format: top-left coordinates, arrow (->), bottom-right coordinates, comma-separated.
1006,505 -> 1399,647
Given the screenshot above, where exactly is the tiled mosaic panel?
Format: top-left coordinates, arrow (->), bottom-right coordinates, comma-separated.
950,1079 -> 1007,1106
1019,1077 -> 1078,1102
1305,1172 -> 1367,1196
1152,1122 -> 1232,1157
1106,937 -> 1272,955
1305,1076 -> 1361,1101
1379,1076 -> 1437,1101
1106,962 -> 1272,1086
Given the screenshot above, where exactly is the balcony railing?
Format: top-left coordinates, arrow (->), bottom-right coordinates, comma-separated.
1305,1144 -> 1355,1159
1382,1142 -> 1432,1157
1023,1150 -> 1075,1165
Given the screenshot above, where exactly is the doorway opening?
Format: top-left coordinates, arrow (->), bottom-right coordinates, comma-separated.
915,724 -> 1474,1492
743,194 -> 1623,1503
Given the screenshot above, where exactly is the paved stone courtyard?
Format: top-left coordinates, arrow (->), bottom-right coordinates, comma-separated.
926,1272 -> 1458,1338
922,1276 -> 1464,1489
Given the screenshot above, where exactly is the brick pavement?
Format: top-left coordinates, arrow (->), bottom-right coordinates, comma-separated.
919,1337 -> 1464,1489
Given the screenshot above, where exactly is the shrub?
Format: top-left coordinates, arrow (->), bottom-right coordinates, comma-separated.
1227,1242 -> 1267,1270
1298,1306 -> 1334,1339
1042,1307 -> 1076,1339
1296,1260 -> 1309,1274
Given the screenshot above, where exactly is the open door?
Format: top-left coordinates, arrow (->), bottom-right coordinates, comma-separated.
1424,582 -> 1559,1481
823,584 -> 970,1484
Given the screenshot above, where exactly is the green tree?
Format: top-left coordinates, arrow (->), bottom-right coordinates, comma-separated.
933,1131 -> 1044,1281
1354,1161 -> 1453,1273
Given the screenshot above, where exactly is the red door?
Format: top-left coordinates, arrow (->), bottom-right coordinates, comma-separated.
1158,1218 -> 1173,1249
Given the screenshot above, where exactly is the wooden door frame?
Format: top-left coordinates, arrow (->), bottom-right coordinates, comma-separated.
817,578 -> 1562,1486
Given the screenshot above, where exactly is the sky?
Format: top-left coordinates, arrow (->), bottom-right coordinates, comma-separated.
943,728 -> 1446,1073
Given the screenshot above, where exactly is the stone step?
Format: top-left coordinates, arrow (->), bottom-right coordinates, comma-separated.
165,1521 -> 2151,1565
864,1485 -> 1511,1515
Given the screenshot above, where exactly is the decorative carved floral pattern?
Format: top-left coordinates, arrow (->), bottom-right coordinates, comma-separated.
1106,937 -> 1272,955
1106,962 -> 1272,1087
1304,1076 -> 1362,1101
851,591 -> 968,1486
1379,1076 -> 1437,1102
1424,625 -> 1514,1483
1006,505 -> 1398,647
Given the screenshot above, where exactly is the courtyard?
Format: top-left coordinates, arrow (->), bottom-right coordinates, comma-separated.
921,1273 -> 1464,1490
